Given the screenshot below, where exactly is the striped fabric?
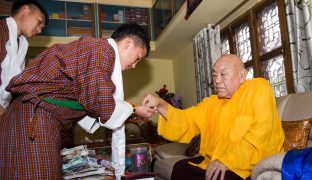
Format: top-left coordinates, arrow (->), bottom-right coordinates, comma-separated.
0,37 -> 117,179
0,19 -> 9,86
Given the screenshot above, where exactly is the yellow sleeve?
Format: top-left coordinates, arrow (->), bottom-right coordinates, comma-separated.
212,79 -> 284,178
157,98 -> 213,143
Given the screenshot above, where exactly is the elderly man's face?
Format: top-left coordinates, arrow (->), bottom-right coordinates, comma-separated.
212,60 -> 243,98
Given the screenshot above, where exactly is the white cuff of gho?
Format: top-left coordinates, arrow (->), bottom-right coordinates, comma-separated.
99,99 -> 133,130
77,100 -> 133,133
77,116 -> 100,134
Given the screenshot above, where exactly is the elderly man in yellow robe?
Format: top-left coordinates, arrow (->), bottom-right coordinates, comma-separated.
141,54 -> 284,180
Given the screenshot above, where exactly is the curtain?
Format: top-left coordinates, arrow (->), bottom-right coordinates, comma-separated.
193,24 -> 221,102
286,0 -> 312,92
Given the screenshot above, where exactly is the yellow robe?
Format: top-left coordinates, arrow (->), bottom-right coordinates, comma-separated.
157,78 -> 284,179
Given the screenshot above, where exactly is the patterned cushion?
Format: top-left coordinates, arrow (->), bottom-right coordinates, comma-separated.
282,119 -> 312,151
185,135 -> 200,157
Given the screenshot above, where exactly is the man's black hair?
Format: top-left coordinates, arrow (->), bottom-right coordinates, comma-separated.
11,0 -> 49,24
111,23 -> 150,57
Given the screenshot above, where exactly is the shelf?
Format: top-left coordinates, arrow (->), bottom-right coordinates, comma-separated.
101,20 -> 124,24
67,19 -> 92,22
49,18 -> 66,21
0,0 -> 153,44
99,4 -> 150,39
67,27 -> 93,37
36,0 -> 96,38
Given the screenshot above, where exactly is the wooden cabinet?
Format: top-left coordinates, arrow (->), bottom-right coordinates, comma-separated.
99,4 -> 150,39
0,0 -> 13,17
0,0 -> 152,46
37,0 -> 96,37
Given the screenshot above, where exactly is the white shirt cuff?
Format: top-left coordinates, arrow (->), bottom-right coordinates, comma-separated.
100,99 -> 133,130
77,100 -> 133,133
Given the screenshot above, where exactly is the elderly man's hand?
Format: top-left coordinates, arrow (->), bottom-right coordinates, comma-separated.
141,94 -> 169,119
205,160 -> 229,180
134,105 -> 156,119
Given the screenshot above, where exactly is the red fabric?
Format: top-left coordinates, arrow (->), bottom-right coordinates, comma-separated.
0,37 -> 117,179
0,96 -> 63,179
0,18 -> 9,86
7,37 -> 116,122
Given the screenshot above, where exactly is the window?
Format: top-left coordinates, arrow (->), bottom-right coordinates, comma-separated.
220,0 -> 293,97
234,21 -> 252,63
220,34 -> 230,55
263,55 -> 287,97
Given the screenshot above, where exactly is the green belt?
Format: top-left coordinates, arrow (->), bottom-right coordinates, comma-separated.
43,97 -> 84,110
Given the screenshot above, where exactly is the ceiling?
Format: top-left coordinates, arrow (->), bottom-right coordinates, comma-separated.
148,0 -> 247,59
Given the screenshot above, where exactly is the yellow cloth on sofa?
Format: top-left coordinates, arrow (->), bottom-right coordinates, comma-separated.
157,78 -> 285,179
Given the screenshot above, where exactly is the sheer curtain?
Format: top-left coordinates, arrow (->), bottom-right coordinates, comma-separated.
286,0 -> 312,92
193,24 -> 221,102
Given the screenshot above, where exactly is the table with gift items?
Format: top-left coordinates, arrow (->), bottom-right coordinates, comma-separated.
60,114 -> 167,179
61,145 -> 113,180
60,142 -> 158,179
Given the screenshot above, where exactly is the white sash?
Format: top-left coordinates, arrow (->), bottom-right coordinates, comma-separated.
0,17 -> 28,108
77,38 -> 132,179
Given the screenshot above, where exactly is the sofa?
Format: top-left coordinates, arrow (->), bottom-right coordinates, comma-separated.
153,142 -> 190,180
251,92 -> 312,179
152,92 -> 312,180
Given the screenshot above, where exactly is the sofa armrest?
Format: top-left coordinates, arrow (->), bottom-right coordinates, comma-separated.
154,142 -> 189,159
251,153 -> 285,180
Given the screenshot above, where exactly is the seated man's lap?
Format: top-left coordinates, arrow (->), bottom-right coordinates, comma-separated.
171,156 -> 244,180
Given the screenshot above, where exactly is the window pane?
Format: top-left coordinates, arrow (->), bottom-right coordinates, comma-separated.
257,1 -> 281,55
246,67 -> 254,80
234,21 -> 252,63
174,0 -> 186,13
153,0 -> 173,39
221,35 -> 230,55
262,55 -> 287,97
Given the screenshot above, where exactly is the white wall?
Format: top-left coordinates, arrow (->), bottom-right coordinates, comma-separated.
123,58 -> 175,123
123,58 -> 175,104
172,43 -> 197,108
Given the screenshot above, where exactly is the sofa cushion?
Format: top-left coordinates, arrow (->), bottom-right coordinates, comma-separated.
276,94 -> 292,119
281,93 -> 312,120
153,156 -> 187,180
154,143 -> 189,159
282,119 -> 312,151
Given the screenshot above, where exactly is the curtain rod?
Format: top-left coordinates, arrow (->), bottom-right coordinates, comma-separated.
215,0 -> 250,26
